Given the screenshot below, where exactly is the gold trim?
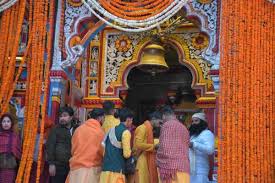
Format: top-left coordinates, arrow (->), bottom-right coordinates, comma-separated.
52,96 -> 61,103
87,77 -> 98,80
197,0 -> 213,4
83,97 -> 101,100
99,29 -> 214,98
168,35 -> 213,94
90,42 -> 100,47
67,0 -> 83,7
196,96 -> 216,102
111,36 -> 151,89
196,96 -> 217,108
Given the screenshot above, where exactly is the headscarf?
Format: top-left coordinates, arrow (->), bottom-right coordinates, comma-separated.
192,112 -> 207,122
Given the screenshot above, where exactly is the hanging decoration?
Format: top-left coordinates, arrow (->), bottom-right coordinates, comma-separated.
138,44 -> 169,76
14,0 -> 54,182
82,0 -> 188,32
0,0 -> 18,12
218,0 -> 274,182
0,0 -> 27,116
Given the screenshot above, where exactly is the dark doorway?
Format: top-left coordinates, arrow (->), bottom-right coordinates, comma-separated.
123,47 -> 197,125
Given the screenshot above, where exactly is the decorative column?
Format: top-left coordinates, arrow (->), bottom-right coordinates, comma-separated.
48,0 -> 65,122
48,71 -> 67,123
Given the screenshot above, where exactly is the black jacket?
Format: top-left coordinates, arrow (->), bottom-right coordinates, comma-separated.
45,124 -> 78,166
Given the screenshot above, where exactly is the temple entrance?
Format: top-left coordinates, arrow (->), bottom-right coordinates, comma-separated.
123,47 -> 199,126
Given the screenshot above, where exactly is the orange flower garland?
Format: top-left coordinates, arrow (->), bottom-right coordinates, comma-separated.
218,0 -> 274,182
14,0 -> 54,182
99,0 -> 172,20
35,0 -> 55,182
0,0 -> 26,115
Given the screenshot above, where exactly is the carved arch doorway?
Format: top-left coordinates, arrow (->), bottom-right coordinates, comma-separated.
122,47 -> 199,126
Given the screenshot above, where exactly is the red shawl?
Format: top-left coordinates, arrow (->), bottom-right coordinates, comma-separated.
156,119 -> 190,183
0,130 -> 21,159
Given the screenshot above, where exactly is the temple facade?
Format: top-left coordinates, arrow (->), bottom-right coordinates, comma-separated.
10,0 -> 221,180
7,0 -> 274,182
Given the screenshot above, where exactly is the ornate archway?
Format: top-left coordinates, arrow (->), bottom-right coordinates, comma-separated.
97,31 -> 215,104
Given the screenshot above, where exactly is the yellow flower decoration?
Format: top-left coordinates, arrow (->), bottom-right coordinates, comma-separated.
192,33 -> 209,50
115,35 -> 132,52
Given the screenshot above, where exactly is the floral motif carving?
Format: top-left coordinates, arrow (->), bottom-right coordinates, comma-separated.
192,33 -> 209,50
178,33 -> 211,79
103,33 -> 142,92
102,31 -> 211,93
115,35 -> 132,52
64,2 -> 90,39
187,0 -> 219,69
191,0 -> 217,32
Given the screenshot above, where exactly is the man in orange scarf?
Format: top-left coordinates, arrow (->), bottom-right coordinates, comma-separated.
133,111 -> 162,183
65,108 -> 105,183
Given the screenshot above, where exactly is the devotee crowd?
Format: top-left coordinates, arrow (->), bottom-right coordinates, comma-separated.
0,101 -> 215,183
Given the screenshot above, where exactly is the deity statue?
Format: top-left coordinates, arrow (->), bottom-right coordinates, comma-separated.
90,62 -> 98,77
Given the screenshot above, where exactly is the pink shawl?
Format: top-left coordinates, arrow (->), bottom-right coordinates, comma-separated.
156,119 -> 190,182
0,130 -> 21,159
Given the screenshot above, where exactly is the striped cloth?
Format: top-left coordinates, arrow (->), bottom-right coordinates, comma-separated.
0,168 -> 17,183
0,130 -> 21,159
156,118 -> 190,182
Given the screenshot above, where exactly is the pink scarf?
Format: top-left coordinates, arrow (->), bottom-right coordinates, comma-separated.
156,119 -> 190,182
0,130 -> 21,159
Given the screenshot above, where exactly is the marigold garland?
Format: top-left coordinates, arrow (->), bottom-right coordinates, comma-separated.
82,0 -> 188,32
35,0 -> 55,182
13,0 -> 54,182
218,0 -> 274,182
0,0 -> 26,115
101,0 -> 172,19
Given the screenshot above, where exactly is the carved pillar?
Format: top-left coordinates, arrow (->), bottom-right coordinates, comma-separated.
48,71 -> 67,123
48,0 -> 64,122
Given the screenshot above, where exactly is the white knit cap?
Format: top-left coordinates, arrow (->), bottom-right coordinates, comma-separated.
192,112 -> 207,122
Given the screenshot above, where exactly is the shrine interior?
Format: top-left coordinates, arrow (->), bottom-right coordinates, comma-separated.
124,47 -> 198,126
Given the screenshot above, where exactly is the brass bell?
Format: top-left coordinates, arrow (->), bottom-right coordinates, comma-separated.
138,44 -> 169,76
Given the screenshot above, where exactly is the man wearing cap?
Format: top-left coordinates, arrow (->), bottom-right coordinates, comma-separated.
189,112 -> 215,183
65,108 -> 105,183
